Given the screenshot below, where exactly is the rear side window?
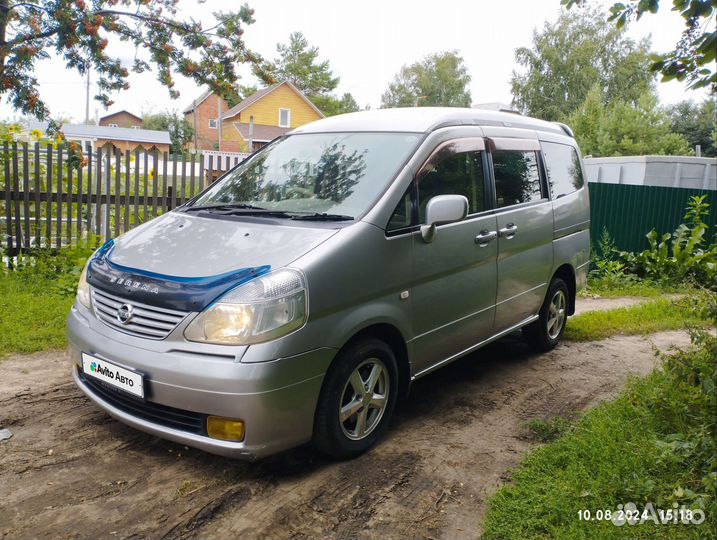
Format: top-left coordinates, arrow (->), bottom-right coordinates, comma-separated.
418,151 -> 485,222
541,142 -> 584,199
492,150 -> 542,208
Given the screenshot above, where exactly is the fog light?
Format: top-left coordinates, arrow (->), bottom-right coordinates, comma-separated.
207,416 -> 245,442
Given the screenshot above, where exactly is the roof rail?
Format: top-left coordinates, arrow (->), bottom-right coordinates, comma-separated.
553,122 -> 574,137
498,108 -> 522,115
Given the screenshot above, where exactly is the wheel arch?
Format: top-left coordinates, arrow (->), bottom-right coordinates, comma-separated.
333,323 -> 411,400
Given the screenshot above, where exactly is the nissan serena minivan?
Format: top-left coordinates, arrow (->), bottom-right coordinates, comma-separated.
67,108 -> 590,460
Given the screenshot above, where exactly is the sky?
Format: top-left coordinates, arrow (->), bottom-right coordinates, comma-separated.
1,0 -> 710,123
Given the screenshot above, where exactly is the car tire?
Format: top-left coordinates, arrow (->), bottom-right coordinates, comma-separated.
313,337 -> 399,459
523,277 -> 569,352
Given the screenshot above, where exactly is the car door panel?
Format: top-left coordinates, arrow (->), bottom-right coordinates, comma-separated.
411,213 -> 498,374
489,141 -> 554,331
406,138 -> 499,375
494,201 -> 553,329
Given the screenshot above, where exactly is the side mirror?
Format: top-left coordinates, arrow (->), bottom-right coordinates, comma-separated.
421,194 -> 469,243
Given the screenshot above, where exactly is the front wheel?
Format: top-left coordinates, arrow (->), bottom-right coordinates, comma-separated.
313,338 -> 398,459
523,278 -> 569,352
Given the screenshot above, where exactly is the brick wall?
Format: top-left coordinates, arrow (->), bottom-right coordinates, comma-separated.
185,95 -> 229,151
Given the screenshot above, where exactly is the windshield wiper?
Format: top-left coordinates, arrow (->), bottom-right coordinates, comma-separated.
182,203 -> 269,213
290,213 -> 354,221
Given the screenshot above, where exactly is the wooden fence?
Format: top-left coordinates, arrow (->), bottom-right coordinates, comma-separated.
1,142 -> 247,255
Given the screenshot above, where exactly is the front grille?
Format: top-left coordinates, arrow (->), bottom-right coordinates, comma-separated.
91,288 -> 188,340
79,371 -> 207,436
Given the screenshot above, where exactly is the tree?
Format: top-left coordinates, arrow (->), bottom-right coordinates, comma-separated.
0,1 -> 270,130
566,87 -> 692,156
510,7 -> 654,121
143,110 -> 194,155
381,51 -> 471,108
311,92 -> 361,117
262,31 -> 355,117
563,0 -> 716,92
666,99 -> 716,157
267,31 -> 339,97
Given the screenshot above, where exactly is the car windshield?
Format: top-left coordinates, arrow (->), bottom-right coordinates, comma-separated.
189,132 -> 421,218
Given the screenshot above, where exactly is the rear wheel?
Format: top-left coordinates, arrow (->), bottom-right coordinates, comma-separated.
523,277 -> 569,352
313,338 -> 398,459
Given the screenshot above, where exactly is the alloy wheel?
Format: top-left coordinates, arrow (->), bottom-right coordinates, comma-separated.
339,358 -> 390,440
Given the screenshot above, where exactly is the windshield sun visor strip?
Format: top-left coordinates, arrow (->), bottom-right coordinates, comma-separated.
86,240 -> 271,312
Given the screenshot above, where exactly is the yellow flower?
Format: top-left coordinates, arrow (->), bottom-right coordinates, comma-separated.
149,168 -> 156,179
30,129 -> 43,140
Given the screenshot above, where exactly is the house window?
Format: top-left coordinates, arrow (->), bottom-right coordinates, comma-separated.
108,123 -> 118,127
209,118 -> 218,129
279,108 -> 291,128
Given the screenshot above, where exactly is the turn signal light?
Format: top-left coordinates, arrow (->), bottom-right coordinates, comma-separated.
207,416 -> 245,442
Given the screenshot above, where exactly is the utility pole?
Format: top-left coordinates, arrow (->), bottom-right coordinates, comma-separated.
84,68 -> 91,124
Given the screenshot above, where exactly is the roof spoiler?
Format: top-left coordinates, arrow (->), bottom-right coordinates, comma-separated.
553,122 -> 574,137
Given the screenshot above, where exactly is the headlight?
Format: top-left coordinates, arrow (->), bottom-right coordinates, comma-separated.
184,269 -> 307,345
76,263 -> 91,309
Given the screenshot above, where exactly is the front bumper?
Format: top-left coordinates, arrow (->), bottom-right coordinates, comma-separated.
67,304 -> 336,460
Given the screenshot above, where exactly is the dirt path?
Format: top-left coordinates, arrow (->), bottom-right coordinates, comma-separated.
0,328 -> 692,540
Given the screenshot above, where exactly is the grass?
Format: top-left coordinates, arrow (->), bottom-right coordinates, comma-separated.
564,296 -> 708,342
0,245 -> 93,359
0,277 -> 75,357
483,330 -> 717,540
580,277 -> 684,299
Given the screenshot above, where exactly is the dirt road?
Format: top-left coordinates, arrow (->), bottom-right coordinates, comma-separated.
0,324 -> 691,540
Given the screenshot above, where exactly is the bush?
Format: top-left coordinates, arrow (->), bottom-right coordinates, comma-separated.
621,196 -> 717,288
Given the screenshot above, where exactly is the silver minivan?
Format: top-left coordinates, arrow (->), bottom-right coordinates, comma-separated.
67,108 -> 590,460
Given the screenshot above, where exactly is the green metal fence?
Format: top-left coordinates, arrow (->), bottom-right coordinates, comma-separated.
588,183 -> 717,253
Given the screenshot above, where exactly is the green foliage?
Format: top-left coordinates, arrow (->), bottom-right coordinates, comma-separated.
484,328 -> 717,540
142,110 -> 194,155
511,7 -> 654,121
0,1 -> 269,122
266,31 -> 339,97
380,51 -> 471,108
622,196 -> 717,286
666,99 -> 717,157
589,227 -> 632,285
564,0 -> 716,92
567,86 -> 692,156
262,31 -> 357,118
311,92 -> 361,117
0,242 -> 95,358
526,417 -> 575,442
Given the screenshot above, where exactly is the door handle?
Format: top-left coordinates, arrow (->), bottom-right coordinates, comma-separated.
475,230 -> 497,246
499,223 -> 518,239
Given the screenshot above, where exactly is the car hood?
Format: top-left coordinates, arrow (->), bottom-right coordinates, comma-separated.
108,211 -> 339,277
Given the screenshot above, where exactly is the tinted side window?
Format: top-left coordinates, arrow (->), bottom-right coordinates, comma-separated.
542,142 -> 584,198
387,189 -> 414,232
418,151 -> 485,222
492,150 -> 542,208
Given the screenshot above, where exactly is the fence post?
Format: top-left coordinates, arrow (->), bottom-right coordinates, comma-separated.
33,143 -> 41,247
3,142 -> 13,258
56,145 -> 63,249
11,142 -> 22,252
22,143 -> 30,247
